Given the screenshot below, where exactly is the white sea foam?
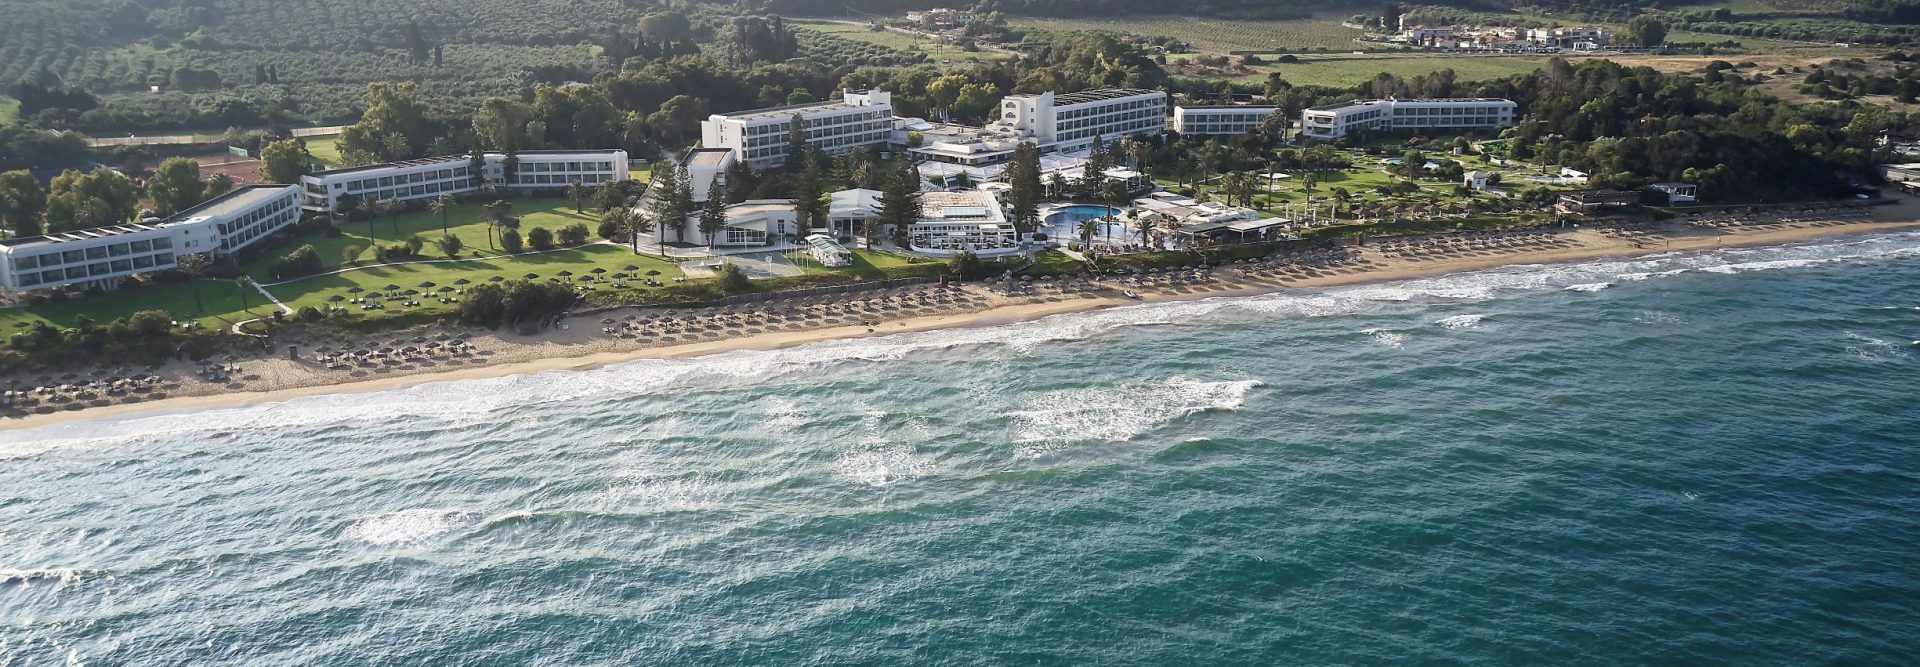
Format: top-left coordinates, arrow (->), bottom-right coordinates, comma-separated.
1566,282 -> 1612,292
343,509 -> 471,546
11,230 -> 1919,446
1361,328 -> 1407,348
1844,333 -> 1910,363
0,568 -> 91,587
1011,377 -> 1260,458
834,408 -> 932,487
1435,314 -> 1485,329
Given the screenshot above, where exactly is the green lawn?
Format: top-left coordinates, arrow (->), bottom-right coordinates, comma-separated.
0,279 -> 275,331
247,197 -> 602,279
0,96 -> 18,124
303,133 -> 345,168
265,243 -> 687,323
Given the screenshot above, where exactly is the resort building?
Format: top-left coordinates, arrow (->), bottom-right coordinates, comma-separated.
988,89 -> 1168,154
908,189 -> 1018,254
1651,182 -> 1698,204
700,89 -> 894,169
804,234 -> 854,267
1173,105 -> 1281,136
657,199 -> 800,247
1300,98 -> 1517,140
1528,27 -> 1611,49
0,185 -> 301,292
684,148 -> 737,203
827,188 -> 883,239
299,150 -> 628,214
1556,189 -> 1640,213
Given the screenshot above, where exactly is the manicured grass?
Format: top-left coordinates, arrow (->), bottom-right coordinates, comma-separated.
245,197 -> 603,279
1028,249 -> 1085,275
1009,15 -> 1364,52
0,96 -> 18,124
0,279 -> 274,331
264,244 -> 687,324
303,133 -> 345,168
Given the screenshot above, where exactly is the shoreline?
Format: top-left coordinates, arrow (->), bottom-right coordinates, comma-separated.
8,214 -> 1920,433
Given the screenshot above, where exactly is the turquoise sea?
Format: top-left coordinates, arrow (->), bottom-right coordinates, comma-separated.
4,231 -> 1920,665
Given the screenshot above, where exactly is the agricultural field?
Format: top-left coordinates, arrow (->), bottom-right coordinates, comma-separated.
1009,15 -> 1365,53
1244,54 -> 1555,87
791,20 -> 1012,67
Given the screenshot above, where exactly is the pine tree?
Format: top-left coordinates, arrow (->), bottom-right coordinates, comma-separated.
700,176 -> 728,244
671,163 -> 695,241
1007,141 -> 1042,234
877,157 -> 922,241
648,165 -> 681,243
791,154 -> 822,234
785,114 -> 809,170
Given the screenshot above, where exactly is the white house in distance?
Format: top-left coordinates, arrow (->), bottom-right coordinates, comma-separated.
299,149 -> 628,213
1300,98 -> 1517,140
0,185 -> 302,292
804,233 -> 854,267
699,89 -> 893,170
1464,170 -> 1490,190
657,199 -> 800,247
1173,105 -> 1280,136
827,188 -> 883,239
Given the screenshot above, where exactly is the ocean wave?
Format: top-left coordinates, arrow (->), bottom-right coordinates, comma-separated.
1011,377 -> 1261,458
1434,314 -> 1485,329
1566,282 -> 1612,292
12,230 -> 1920,445
343,509 -> 472,546
0,568 -> 98,588
1360,328 -> 1407,348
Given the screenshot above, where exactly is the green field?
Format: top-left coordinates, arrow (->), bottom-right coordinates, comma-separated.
302,133 -> 345,169
1009,15 -> 1364,53
0,279 -> 275,332
1246,54 -> 1553,86
246,197 -> 608,277
791,20 -> 1012,66
0,96 -> 18,124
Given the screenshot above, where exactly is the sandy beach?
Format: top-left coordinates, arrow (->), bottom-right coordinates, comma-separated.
8,201 -> 1920,433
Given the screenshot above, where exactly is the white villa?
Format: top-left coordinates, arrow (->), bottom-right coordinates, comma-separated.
299,149 -> 628,213
1,185 -> 301,292
804,234 -> 854,267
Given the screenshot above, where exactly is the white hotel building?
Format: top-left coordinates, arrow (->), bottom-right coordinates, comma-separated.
700,90 -> 893,169
0,185 -> 301,292
299,149 -> 628,214
989,89 -> 1167,153
1300,98 -> 1517,140
1173,105 -> 1280,136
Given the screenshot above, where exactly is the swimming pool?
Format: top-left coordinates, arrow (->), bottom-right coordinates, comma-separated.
1045,205 -> 1119,225
1042,205 -> 1128,245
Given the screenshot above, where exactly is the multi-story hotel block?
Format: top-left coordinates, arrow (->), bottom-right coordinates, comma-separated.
700,90 -> 893,169
299,149 -> 628,214
1300,98 -> 1517,140
989,89 -> 1167,153
0,185 -> 302,292
1173,105 -> 1281,136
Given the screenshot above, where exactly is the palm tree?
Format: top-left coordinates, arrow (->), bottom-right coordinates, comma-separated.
484,200 -> 513,250
384,197 -> 403,236
1076,217 -> 1098,247
566,179 -> 586,213
176,253 -> 209,313
1133,215 -> 1157,248
428,195 -> 455,235
235,276 -> 253,311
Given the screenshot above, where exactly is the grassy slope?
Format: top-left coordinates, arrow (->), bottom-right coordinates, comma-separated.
302,134 -> 345,169
247,197 -> 601,275
791,20 -> 1012,66
0,96 -> 17,124
1010,15 -> 1364,52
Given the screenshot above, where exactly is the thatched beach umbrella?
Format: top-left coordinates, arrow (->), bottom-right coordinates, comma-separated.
383,284 -> 401,292
454,278 -> 471,285
523,273 -> 539,280
646,269 -> 661,276
557,270 -> 573,277
346,286 -> 364,294
327,295 -> 345,303
590,267 -> 606,274
489,275 -> 505,282
624,265 -> 640,271
419,281 -> 436,288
